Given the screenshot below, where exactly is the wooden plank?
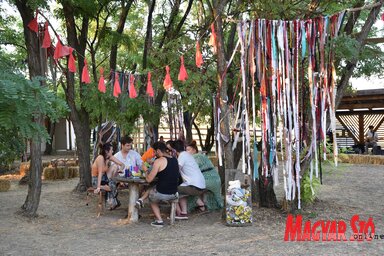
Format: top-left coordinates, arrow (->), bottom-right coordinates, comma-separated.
336,115 -> 359,143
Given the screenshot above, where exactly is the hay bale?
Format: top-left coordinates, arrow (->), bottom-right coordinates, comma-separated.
56,166 -> 67,179
338,154 -> 350,163
68,166 -> 79,178
56,159 -> 66,167
19,162 -> 30,176
0,179 -> 11,192
43,167 -> 56,180
66,160 -> 77,167
42,161 -> 50,168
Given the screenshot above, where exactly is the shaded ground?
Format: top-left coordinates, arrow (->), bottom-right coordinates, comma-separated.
0,162 -> 383,256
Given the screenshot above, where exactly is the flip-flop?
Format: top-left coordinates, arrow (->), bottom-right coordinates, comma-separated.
195,205 -> 207,213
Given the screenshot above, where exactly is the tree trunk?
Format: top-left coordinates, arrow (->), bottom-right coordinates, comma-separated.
62,1 -> 92,192
212,0 -> 233,193
109,1 -> 133,71
335,2 -> 383,108
15,0 -> 45,217
21,123 -> 43,217
184,111 -> 193,143
44,119 -> 55,155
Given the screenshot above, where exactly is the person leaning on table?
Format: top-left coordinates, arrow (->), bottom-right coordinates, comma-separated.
144,141 -> 180,228
92,143 -> 125,210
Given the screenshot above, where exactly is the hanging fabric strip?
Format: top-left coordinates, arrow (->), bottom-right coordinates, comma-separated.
146,71 -> 154,97
98,67 -> 106,93
129,74 -> 137,98
178,55 -> 188,81
68,48 -> 76,73
27,10 -> 39,33
81,59 -> 91,84
195,41 -> 204,68
41,22 -> 51,48
163,65 -> 173,91
209,23 -> 218,54
113,72 -> 121,97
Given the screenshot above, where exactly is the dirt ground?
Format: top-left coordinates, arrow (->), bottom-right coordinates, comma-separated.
0,161 -> 383,256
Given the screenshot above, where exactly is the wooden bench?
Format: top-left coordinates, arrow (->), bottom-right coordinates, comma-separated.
86,186 -> 130,217
86,187 -> 106,218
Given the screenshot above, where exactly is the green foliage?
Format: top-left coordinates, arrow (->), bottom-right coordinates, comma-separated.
0,128 -> 25,168
300,172 -> 321,204
0,55 -> 68,164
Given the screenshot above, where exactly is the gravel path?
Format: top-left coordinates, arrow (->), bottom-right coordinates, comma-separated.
0,162 -> 383,255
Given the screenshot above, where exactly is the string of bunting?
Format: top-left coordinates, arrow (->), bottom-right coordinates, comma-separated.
27,9 -> 219,99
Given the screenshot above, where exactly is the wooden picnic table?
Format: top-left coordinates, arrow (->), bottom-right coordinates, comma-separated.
112,176 -> 149,223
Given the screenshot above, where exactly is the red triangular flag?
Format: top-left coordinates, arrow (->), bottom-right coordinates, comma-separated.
68,48 -> 76,73
27,10 -> 38,33
54,36 -> 70,60
178,55 -> 188,81
81,59 -> 91,84
163,65 -> 173,91
98,68 -> 106,93
129,74 -> 137,98
113,72 -> 121,97
41,22 -> 51,48
146,72 -> 154,97
195,41 -> 203,68
208,23 -> 217,54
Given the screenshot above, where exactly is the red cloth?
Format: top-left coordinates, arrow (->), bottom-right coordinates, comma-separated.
98,67 -> 106,93
68,48 -> 76,73
381,13 -> 384,21
81,59 -> 91,84
195,41 -> 203,68
113,72 -> 121,97
27,11 -> 38,33
178,55 -> 188,81
41,22 -> 51,48
53,36 -> 69,60
163,65 -> 173,91
129,74 -> 137,98
146,72 -> 154,97
208,23 -> 217,54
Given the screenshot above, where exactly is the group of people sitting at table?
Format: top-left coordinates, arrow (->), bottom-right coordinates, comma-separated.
91,135 -> 223,227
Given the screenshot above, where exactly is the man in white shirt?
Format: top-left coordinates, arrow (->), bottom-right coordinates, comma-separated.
365,125 -> 378,154
173,140 -> 205,220
114,136 -> 143,171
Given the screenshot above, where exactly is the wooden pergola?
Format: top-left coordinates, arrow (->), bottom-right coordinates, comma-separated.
336,89 -> 384,144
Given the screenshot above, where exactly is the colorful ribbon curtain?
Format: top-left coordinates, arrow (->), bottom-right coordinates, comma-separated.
237,13 -> 344,209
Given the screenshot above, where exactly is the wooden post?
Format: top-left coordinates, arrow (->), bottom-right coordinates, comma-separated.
359,113 -> 364,144
127,183 -> 140,222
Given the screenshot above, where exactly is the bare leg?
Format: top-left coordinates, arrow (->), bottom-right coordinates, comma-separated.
178,197 -> 188,214
150,202 -> 162,221
176,203 -> 182,215
139,189 -> 150,201
107,165 -> 118,178
196,197 -> 205,210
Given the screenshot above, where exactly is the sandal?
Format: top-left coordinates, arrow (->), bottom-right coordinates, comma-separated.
195,204 -> 207,213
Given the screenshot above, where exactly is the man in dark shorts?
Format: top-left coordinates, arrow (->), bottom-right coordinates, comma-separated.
144,142 -> 180,227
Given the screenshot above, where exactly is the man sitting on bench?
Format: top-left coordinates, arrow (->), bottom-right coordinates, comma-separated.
365,125 -> 378,154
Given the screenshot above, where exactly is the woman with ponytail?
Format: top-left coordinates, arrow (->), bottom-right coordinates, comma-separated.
92,143 -> 125,210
